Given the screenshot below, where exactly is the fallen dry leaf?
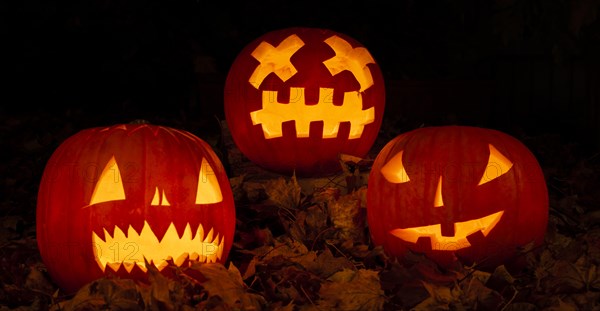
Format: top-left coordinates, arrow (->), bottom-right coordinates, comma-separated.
545,297 -> 578,311
328,194 -> 364,241
4,95 -> 600,310
264,176 -> 302,211
304,248 -> 354,279
318,269 -> 385,310
413,281 -> 459,310
192,262 -> 266,310
53,278 -> 144,311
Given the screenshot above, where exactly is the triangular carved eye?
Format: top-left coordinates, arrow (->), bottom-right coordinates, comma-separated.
478,144 -> 513,185
90,156 -> 126,205
381,150 -> 410,184
195,158 -> 223,204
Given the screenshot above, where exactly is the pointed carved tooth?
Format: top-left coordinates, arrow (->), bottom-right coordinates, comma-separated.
182,223 -> 192,240
175,253 -> 189,266
92,221 -> 223,273
91,236 -> 107,271
196,224 -> 204,242
217,237 -> 224,260
113,226 -> 128,246
123,262 -> 135,273
128,225 -> 140,239
155,260 -> 169,271
160,223 -> 179,243
92,230 -> 104,244
139,256 -> 150,272
142,221 -> 160,245
204,228 -> 214,244
96,258 -> 107,272
107,262 -> 122,272
103,227 -> 112,240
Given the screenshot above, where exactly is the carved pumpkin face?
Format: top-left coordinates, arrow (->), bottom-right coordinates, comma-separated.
225,27 -> 385,176
367,126 -> 548,269
36,124 -> 235,293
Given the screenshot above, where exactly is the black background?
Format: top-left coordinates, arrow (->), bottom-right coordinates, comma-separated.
3,0 -> 598,143
1,2 -> 600,307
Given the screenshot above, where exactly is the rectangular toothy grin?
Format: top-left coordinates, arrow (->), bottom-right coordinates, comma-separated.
91,220 -> 224,273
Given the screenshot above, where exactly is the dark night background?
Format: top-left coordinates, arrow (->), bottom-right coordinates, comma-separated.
3,0 -> 599,138
1,0 -> 600,308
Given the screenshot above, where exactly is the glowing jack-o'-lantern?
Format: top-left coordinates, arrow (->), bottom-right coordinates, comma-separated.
36,124 -> 235,293
225,27 -> 385,176
367,126 -> 548,269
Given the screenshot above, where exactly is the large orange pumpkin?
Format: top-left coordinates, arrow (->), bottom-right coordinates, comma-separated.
367,126 -> 548,269
224,27 -> 385,176
36,124 -> 236,293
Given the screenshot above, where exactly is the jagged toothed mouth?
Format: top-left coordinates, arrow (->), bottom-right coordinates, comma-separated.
389,211 -> 504,251
92,220 -> 224,273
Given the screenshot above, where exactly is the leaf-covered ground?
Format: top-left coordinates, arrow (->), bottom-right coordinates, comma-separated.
1,111 -> 600,311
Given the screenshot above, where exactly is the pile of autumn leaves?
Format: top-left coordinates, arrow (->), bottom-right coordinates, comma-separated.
49,171 -> 600,310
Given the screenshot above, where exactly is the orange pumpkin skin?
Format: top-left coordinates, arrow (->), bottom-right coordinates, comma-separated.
36,124 -> 235,293
367,126 -> 548,269
224,27 -> 385,176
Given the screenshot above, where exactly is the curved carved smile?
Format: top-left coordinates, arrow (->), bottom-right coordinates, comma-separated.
389,211 -> 504,251
92,221 -> 224,273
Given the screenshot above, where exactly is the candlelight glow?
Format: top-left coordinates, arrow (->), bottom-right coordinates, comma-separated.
389,211 -> 504,251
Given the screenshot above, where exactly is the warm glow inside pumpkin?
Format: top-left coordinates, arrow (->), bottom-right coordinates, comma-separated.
367,126 -> 548,268
225,27 -> 385,176
88,157 -> 225,273
381,144 -> 512,251
36,124 -> 236,293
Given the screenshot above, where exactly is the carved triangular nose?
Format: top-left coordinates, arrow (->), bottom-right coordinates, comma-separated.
151,187 -> 170,206
435,175 -> 455,237
434,176 -> 444,207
